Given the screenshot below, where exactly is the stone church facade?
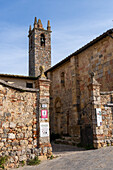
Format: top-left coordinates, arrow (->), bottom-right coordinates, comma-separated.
0,17 -> 113,167
46,28 -> 113,148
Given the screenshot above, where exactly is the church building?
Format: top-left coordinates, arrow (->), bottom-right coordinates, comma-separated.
46,26 -> 113,147
0,17 -> 113,162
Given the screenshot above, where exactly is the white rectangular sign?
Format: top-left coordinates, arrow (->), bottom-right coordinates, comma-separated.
40,122 -> 49,137
96,108 -> 102,126
42,104 -> 47,108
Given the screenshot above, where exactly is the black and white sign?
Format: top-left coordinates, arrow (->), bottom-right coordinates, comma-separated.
40,122 -> 49,137
96,108 -> 102,126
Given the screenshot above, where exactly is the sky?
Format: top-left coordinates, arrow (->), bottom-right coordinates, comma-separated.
0,0 -> 113,75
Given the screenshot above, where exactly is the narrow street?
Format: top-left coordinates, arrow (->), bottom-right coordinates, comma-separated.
14,143 -> 113,170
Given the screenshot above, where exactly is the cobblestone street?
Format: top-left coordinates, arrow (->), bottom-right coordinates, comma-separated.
13,143 -> 113,170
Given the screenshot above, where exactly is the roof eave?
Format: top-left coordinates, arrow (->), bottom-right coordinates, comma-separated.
45,28 -> 113,74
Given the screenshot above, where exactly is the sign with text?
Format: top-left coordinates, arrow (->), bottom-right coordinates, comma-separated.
41,110 -> 48,120
40,122 -> 49,137
96,108 -> 102,126
42,104 -> 47,108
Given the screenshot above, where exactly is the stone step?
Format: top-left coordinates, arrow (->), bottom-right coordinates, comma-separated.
62,136 -> 80,141
55,136 -> 80,145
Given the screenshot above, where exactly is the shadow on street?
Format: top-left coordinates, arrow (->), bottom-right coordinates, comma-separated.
52,142 -> 85,155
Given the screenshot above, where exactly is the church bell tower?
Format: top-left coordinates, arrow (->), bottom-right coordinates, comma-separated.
28,17 -> 52,77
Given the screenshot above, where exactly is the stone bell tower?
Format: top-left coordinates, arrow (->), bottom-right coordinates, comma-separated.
28,17 -> 52,77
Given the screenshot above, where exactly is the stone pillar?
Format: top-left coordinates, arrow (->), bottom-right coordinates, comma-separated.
38,76 -> 52,158
88,73 -> 103,148
69,56 -> 80,140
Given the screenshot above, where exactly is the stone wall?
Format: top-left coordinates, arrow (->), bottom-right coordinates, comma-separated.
77,35 -> 113,113
47,33 -> 113,146
38,77 -> 52,155
0,78 -> 51,168
76,35 -> 113,147
47,58 -> 80,144
93,89 -> 113,148
29,18 -> 51,77
83,75 -> 113,148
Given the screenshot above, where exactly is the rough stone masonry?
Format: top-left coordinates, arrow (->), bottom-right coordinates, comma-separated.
0,77 -> 52,168
1,17 -> 113,168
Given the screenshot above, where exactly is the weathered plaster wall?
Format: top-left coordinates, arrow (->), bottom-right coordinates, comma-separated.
0,76 -> 36,88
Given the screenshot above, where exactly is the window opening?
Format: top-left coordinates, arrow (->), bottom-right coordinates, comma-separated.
26,83 -> 33,88
40,34 -> 45,47
61,72 -> 65,87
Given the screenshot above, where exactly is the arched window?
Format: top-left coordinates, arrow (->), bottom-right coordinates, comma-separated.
40,34 -> 45,47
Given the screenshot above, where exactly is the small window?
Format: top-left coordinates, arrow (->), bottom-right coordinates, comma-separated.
61,72 -> 65,87
26,83 -> 33,88
40,34 -> 45,47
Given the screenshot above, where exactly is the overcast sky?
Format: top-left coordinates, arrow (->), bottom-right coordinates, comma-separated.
0,0 -> 113,75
